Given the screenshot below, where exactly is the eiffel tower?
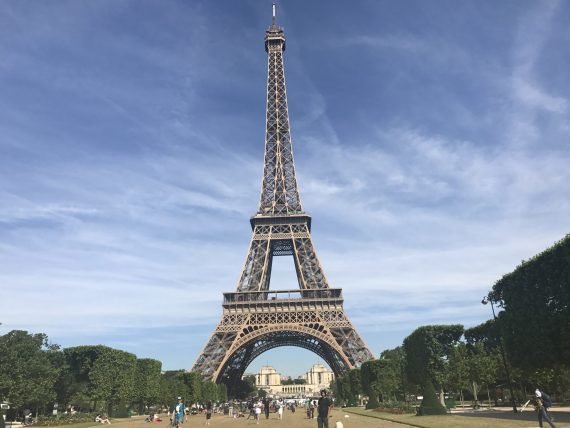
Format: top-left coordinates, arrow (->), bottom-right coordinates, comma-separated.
192,4 -> 374,392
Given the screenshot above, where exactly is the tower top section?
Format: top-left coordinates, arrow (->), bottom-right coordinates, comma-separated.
265,2 -> 285,52
257,0 -> 302,217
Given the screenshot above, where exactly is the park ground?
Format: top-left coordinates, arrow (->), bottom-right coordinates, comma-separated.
34,406 -> 570,428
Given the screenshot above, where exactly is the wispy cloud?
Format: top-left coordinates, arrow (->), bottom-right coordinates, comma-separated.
1,1 -> 568,373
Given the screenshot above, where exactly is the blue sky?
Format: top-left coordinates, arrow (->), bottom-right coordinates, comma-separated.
1,0 -> 569,378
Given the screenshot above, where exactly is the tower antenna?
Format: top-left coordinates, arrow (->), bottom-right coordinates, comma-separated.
272,1 -> 276,25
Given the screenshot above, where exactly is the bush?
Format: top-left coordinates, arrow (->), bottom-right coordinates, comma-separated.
373,402 -> 415,414
36,413 -> 97,426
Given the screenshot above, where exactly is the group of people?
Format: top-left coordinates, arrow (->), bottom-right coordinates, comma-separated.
167,390 -> 333,427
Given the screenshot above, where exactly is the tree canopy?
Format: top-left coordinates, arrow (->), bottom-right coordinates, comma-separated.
491,234 -> 570,370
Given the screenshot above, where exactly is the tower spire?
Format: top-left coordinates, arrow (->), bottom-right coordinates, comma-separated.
272,1 -> 276,25
260,0 -> 299,216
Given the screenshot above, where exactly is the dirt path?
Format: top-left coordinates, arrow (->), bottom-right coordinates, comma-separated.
107,410 -> 411,428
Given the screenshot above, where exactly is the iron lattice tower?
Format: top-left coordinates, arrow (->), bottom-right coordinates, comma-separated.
192,5 -> 374,392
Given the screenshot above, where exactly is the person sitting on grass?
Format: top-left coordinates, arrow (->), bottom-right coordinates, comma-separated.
95,414 -> 111,424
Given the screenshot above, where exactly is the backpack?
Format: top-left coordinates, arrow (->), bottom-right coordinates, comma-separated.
541,392 -> 552,408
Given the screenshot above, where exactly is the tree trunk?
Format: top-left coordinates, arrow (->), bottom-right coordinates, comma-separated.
472,381 -> 479,408
487,386 -> 491,408
459,389 -> 464,408
439,386 -> 446,407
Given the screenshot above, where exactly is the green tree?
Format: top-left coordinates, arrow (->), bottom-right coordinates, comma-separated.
63,346 -> 106,409
182,372 -> 202,405
465,343 -> 499,407
379,347 -> 408,402
159,371 -> 186,409
231,377 -> 255,400
133,359 -> 162,413
348,369 -> 362,403
491,235 -> 570,371
0,331 -> 61,417
89,347 -> 137,416
403,325 -> 463,415
360,360 -> 381,408
447,343 -> 469,407
201,381 -> 218,402
217,384 -> 227,403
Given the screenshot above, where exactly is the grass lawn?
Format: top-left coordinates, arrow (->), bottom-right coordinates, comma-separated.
343,407 -> 540,428
33,418 -> 138,428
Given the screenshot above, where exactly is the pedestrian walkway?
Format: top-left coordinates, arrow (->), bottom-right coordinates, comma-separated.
93,409 -> 412,428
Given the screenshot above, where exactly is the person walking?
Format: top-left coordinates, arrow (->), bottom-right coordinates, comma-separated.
254,401 -> 262,425
205,401 -> 212,426
172,397 -> 185,428
316,390 -> 332,428
263,398 -> 270,420
277,400 -> 283,421
535,389 -> 556,428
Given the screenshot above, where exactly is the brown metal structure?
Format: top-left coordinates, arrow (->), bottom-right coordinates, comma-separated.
192,5 -> 374,391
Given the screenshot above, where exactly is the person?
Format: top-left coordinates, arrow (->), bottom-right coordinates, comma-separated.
263,398 -> 270,420
23,409 -> 32,426
277,400 -> 283,421
254,401 -> 262,425
172,397 -> 185,427
317,390 -> 333,428
535,389 -> 556,428
246,400 -> 254,420
205,401 -> 212,426
95,414 -> 111,424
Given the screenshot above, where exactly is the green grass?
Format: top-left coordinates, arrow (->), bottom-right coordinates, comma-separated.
342,407 -> 538,428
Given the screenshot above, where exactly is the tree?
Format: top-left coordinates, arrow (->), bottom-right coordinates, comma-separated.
403,325 -> 463,415
447,343 -> 469,407
201,381 -> 218,402
159,371 -> 186,409
89,347 -> 137,416
133,359 -> 162,413
347,369 -> 362,404
360,360 -> 383,408
63,346 -> 106,409
231,377 -> 255,400
0,331 -> 61,417
467,343 -> 499,407
491,235 -> 570,371
377,348 -> 407,403
217,384 -> 227,403
182,372 -> 202,405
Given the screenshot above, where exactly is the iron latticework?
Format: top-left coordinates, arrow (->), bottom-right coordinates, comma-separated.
192,6 -> 373,391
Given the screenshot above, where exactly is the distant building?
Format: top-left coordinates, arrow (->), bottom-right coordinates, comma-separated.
303,363 -> 335,391
247,364 -> 334,397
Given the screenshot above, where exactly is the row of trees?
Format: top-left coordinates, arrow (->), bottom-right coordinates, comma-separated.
0,330 -> 225,420
334,323 -> 570,414
333,235 -> 570,414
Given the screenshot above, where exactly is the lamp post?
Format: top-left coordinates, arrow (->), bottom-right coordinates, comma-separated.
481,295 -> 518,413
